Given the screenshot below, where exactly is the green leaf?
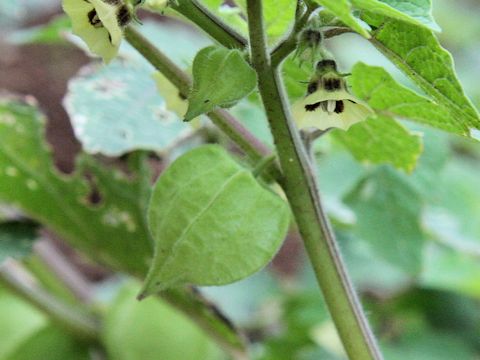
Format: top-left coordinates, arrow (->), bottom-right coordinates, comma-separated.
4,325 -> 90,360
369,19 -> 480,131
64,59 -> 193,156
334,115 -> 423,172
351,0 -> 440,31
350,63 -> 468,134
0,97 -> 247,351
200,0 -> 248,37
421,242 -> 480,298
382,328 -> 477,360
140,145 -> 290,297
0,222 -> 38,264
313,0 -> 371,38
0,286 -> 46,359
262,0 -> 297,40
185,46 -> 257,120
344,166 -> 425,274
103,282 -> 224,360
0,96 -> 152,275
233,0 -> 296,40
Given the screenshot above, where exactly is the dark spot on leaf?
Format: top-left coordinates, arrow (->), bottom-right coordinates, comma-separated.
83,174 -> 103,206
348,100 -> 357,104
204,99 -> 210,103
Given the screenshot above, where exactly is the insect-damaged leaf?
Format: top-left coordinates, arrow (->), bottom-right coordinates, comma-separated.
184,46 -> 257,121
139,145 -> 290,298
0,96 -> 152,275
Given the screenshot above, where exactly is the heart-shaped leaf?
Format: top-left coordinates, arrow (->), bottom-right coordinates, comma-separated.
139,145 -> 290,298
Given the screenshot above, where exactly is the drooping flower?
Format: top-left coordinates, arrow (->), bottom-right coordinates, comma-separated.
292,60 -> 374,131
63,0 -> 139,63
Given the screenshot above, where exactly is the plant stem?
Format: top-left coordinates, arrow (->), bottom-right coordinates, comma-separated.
162,288 -> 248,359
246,1 -> 382,359
171,0 -> 247,49
0,259 -> 99,342
34,239 -> 94,303
124,26 -> 282,181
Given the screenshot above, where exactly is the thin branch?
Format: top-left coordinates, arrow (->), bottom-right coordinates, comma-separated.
34,239 -> 94,303
124,26 -> 282,181
170,0 -> 247,49
162,288 -> 248,359
246,1 -> 382,359
0,259 -> 99,342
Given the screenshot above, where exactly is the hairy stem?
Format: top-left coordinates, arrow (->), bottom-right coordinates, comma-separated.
124,26 -> 281,181
246,1 -> 382,359
171,0 -> 247,49
0,259 -> 99,342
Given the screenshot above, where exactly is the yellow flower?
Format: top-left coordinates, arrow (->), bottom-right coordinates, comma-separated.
292,60 -> 374,131
63,0 -> 134,63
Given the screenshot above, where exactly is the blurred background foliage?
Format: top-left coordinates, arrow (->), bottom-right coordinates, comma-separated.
0,0 -> 480,359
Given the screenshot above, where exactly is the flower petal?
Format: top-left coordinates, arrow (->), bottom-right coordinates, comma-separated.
63,0 -> 122,63
292,97 -> 374,131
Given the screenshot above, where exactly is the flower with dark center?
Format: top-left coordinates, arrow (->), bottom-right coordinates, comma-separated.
293,61 -> 373,131
63,0 -> 139,63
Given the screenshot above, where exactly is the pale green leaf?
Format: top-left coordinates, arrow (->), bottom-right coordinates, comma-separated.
140,145 -> 290,297
103,283 -> 224,360
201,0 -> 247,36
185,46 -> 257,120
0,97 -> 153,275
64,59 -> 192,156
344,166 -> 425,274
313,0 -> 371,38
334,115 -> 423,172
421,242 -> 480,298
382,329 -> 477,360
233,0 -> 296,40
350,63 -> 467,134
4,325 -> 90,360
369,19 -> 480,131
0,222 -> 38,264
0,286 -> 46,359
352,0 -> 440,31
